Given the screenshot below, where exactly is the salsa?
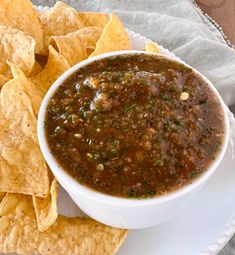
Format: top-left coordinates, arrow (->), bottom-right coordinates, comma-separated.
45,54 -> 225,198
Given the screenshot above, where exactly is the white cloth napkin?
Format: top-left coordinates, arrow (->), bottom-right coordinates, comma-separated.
33,1 -> 235,254
35,0 -> 235,109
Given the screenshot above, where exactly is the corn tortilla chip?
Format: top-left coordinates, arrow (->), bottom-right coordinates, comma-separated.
0,25 -> 36,77
0,74 -> 11,89
0,0 -> 44,54
146,41 -> 161,53
79,12 -> 109,28
10,46 -> 70,115
0,77 -> 49,197
9,63 -> 43,117
0,193 -> 5,203
33,178 -> 58,232
90,14 -> 131,57
31,46 -> 70,96
40,1 -> 84,50
0,193 -> 128,255
50,27 -> 103,66
9,65 -> 58,231
30,61 -> 43,77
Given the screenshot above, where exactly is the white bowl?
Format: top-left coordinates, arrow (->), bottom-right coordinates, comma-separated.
38,50 -> 229,229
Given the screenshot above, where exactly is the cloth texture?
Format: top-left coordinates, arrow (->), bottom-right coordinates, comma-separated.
35,0 -> 235,109
33,1 -> 235,254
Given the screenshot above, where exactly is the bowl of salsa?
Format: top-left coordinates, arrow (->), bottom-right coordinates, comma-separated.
38,51 -> 229,229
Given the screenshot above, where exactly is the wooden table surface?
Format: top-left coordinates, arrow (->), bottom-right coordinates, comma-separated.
195,0 -> 235,46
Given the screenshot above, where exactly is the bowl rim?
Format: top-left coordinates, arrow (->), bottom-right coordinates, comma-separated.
38,50 -> 229,207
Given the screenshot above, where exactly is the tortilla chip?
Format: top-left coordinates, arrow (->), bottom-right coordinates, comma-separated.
0,193 -> 5,203
90,14 -> 132,57
30,61 -> 43,77
0,25 -> 36,77
146,41 -> 161,53
8,65 -> 58,231
31,46 -> 70,96
50,27 -> 103,66
0,193 -> 128,255
0,74 -> 11,89
9,63 -> 43,117
40,1 -> 84,50
0,77 -> 49,197
0,0 -> 44,54
33,179 -> 58,232
79,12 -> 110,28
90,14 -> 131,57
10,46 -> 69,115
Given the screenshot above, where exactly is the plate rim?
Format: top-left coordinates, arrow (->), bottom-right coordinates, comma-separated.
34,5 -> 235,255
127,29 -> 235,255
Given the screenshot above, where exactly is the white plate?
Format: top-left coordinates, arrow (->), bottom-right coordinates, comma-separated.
56,31 -> 235,255
6,6 -> 235,255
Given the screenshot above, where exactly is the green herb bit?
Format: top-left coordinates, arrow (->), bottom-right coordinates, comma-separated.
145,190 -> 156,197
170,84 -> 178,92
164,119 -> 173,131
109,139 -> 120,153
77,176 -> 85,184
162,94 -> 170,101
127,189 -> 138,198
199,99 -> 207,105
146,103 -> 154,113
124,104 -> 136,114
188,170 -> 197,179
75,168 -> 81,173
211,143 -> 221,160
174,119 -> 182,127
154,159 -> 163,166
143,178 -> 150,185
164,118 -> 182,131
44,121 -> 49,129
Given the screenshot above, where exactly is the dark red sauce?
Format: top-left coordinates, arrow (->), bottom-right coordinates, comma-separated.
45,54 -> 224,198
